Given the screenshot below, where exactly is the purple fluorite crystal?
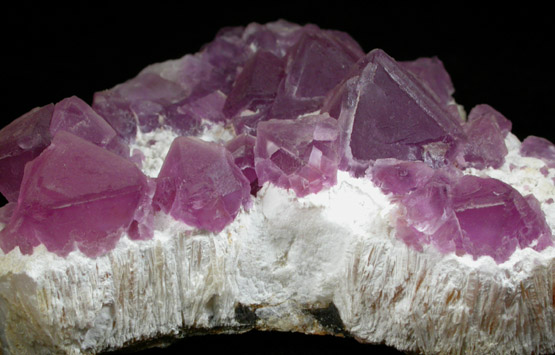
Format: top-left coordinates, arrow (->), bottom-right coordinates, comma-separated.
0,104 -> 54,202
0,131 -> 153,257
462,108 -> 508,169
51,96 -> 129,158
153,137 -> 251,233
254,114 -> 340,197
521,136 -> 555,168
225,133 -> 259,194
322,49 -> 466,174
371,160 -> 552,263
0,20 -> 551,264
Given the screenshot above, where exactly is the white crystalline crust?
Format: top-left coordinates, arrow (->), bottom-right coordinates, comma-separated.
0,128 -> 554,354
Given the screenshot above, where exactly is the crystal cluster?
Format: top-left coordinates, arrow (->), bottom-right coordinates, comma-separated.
371,159 -> 552,262
0,20 -> 552,263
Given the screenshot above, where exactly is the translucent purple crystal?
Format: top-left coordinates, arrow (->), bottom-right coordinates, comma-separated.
462,108 -> 508,169
225,133 -> 259,194
254,114 -> 340,197
521,136 -> 555,168
0,131 -> 153,257
371,160 -> 552,263
153,137 -> 251,233
51,96 -> 129,158
0,104 -> 54,202
323,49 -> 466,174
468,104 -> 512,137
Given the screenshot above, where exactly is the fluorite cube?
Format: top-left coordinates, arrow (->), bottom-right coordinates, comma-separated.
0,131 -> 153,257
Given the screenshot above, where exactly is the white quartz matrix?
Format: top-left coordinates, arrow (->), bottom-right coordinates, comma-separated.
0,127 -> 554,355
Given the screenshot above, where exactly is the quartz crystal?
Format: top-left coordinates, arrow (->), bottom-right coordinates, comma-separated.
0,131 -> 153,257
153,137 -> 251,233
254,114 -> 340,197
0,104 -> 53,202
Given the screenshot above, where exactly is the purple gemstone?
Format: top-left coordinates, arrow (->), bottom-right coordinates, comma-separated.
51,96 -> 129,158
269,27 -> 364,121
225,133 -> 259,194
93,72 -> 188,138
468,104 -> 512,137
401,57 -> 455,107
462,111 -> 508,169
0,104 -> 54,202
0,131 -> 153,257
371,160 -> 552,263
323,49 -> 466,174
254,114 -> 340,197
452,175 -> 552,262
520,136 -> 555,168
153,137 -> 251,233
223,50 -> 285,118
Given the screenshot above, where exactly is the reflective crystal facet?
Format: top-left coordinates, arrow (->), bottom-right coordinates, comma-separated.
521,136 -> 555,168
371,160 -> 552,263
154,137 -> 251,233
0,104 -> 54,202
323,49 -> 465,174
0,131 -> 153,257
255,114 -> 340,197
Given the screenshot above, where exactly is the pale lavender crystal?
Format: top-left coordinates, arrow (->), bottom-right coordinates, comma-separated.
323,49 -> 466,174
254,114 -> 340,197
468,104 -> 512,137
0,131 -> 153,257
153,137 -> 250,233
462,110 -> 508,169
225,133 -> 259,194
51,96 -> 129,157
371,160 -> 553,263
521,136 -> 555,168
0,104 -> 54,202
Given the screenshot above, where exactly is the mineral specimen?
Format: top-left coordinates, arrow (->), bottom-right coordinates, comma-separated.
0,20 -> 554,355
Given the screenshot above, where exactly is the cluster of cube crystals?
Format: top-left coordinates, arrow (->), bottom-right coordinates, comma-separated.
0,20 -> 552,262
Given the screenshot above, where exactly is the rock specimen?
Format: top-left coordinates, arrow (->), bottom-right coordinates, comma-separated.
0,20 -> 554,355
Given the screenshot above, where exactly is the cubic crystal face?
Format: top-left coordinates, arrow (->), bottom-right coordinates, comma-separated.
0,131 -> 153,257
254,114 -> 340,197
153,137 -> 251,233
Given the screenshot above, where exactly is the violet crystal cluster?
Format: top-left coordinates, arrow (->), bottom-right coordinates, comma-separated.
0,20 -> 553,264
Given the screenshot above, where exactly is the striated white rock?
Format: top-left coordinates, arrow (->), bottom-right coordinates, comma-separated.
0,130 -> 554,354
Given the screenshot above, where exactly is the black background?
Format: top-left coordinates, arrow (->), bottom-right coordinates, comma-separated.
2,2 -> 554,354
